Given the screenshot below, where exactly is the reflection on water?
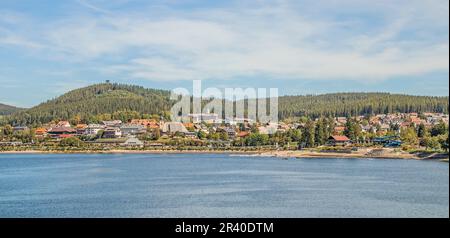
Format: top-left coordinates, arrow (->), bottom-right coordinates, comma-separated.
0,153 -> 448,218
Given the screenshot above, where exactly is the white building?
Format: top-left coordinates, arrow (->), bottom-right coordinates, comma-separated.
121,137 -> 144,147
188,113 -> 220,123
120,124 -> 146,136
85,124 -> 105,136
103,127 -> 122,138
102,120 -> 122,127
229,117 -> 254,124
56,121 -> 71,128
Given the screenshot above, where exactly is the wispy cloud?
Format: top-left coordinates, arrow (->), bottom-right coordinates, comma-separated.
0,32 -> 44,49
1,0 -> 449,83
75,0 -> 112,14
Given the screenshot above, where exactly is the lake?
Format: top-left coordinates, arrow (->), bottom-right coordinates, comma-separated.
0,153 -> 448,218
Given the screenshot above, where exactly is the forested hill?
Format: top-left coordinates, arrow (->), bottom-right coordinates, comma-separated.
278,93 -> 449,119
7,83 -> 173,126
0,103 -> 23,115
3,83 -> 449,126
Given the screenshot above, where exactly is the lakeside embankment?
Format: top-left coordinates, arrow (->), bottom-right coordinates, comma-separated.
0,148 -> 448,160
260,148 -> 449,160
0,149 -> 259,155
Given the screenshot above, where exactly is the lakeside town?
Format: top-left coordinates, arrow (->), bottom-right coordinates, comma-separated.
0,111 -> 448,160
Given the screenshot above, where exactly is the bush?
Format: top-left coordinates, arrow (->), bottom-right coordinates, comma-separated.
60,137 -> 84,147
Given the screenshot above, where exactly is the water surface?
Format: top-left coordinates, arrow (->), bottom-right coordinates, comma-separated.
0,153 -> 448,218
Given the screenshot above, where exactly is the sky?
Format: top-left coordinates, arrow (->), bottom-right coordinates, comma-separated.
0,0 -> 449,107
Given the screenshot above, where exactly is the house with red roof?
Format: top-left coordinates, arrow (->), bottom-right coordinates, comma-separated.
237,131 -> 250,138
333,126 -> 346,135
35,128 -> 48,137
47,127 -> 76,139
328,135 -> 351,146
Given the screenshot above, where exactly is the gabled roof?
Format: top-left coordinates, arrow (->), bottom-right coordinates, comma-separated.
35,128 -> 48,134
329,135 -> 350,142
237,131 -> 250,137
120,124 -> 146,129
334,126 -> 345,130
48,127 -> 76,133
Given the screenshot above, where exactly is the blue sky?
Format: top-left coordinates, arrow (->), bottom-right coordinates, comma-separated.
0,0 -> 449,107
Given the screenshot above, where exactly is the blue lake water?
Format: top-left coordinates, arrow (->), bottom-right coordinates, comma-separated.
0,153 -> 448,218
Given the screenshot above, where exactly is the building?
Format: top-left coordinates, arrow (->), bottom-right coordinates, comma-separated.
161,122 -> 188,134
278,123 -> 290,132
130,119 -> 159,128
0,141 -> 23,146
258,123 -> 278,135
222,128 -> 237,139
232,117 -> 254,124
184,131 -> 198,139
35,128 -> 48,137
361,125 -> 372,133
237,131 -> 250,139
85,124 -> 104,136
13,126 -> 28,132
211,119 -> 225,125
56,121 -> 71,128
183,123 -> 195,130
121,137 -> 144,147
328,135 -> 351,146
75,124 -> 87,135
103,127 -> 122,138
384,140 -> 402,148
120,124 -> 146,136
373,136 -> 401,147
336,117 -> 347,125
102,120 -> 122,127
147,142 -> 164,148
188,113 -> 220,123
93,138 -> 127,146
410,117 -> 423,125
148,123 -> 161,130
379,124 -> 390,132
47,127 -> 76,139
334,126 -> 345,135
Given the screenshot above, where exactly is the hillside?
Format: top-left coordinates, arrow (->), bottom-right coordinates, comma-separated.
0,103 -> 23,116
7,83 -> 173,126
278,93 -> 449,119
4,83 -> 449,126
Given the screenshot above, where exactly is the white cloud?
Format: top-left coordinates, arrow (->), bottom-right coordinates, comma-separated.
2,0 -> 449,82
0,34 -> 44,49
76,0 -> 112,14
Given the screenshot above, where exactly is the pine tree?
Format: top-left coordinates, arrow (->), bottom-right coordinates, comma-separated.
303,120 -> 316,148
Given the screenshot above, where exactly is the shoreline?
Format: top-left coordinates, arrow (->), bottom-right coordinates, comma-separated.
0,150 -> 260,155
0,149 -> 448,161
260,150 -> 449,160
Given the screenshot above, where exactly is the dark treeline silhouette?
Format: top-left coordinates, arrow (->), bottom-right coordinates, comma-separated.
0,103 -> 24,116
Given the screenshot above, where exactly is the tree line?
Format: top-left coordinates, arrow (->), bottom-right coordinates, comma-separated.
278,93 -> 448,119
2,83 -> 449,126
